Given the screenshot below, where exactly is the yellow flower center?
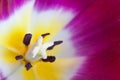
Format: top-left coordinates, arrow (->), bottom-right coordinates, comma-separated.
15,33 -> 63,70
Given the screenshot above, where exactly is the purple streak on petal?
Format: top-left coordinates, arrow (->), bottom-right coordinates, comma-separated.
63,0 -> 120,80
0,72 -> 7,80
66,0 -> 120,56
73,47 -> 120,80
1,0 -> 9,19
0,0 -> 27,20
34,0 -> 95,12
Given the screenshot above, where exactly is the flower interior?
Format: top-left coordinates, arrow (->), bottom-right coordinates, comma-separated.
0,1 -> 86,79
15,33 -> 63,71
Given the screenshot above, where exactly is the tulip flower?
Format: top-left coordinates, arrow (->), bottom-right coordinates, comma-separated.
0,0 -> 120,80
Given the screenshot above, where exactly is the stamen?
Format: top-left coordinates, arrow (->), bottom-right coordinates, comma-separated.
23,33 -> 32,46
54,41 -> 63,45
41,59 -> 49,62
47,41 -> 63,50
41,33 -> 50,38
16,33 -> 62,71
15,55 -> 23,60
48,56 -> 56,63
42,56 -> 56,62
25,62 -> 32,71
47,45 -> 54,50
42,58 -> 49,62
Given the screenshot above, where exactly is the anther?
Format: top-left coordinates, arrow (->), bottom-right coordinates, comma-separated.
25,62 -> 32,71
42,56 -> 56,62
15,55 -> 23,60
54,41 -> 63,45
48,56 -> 56,62
47,41 -> 63,50
41,58 -> 49,62
41,33 -> 50,38
23,33 -> 32,46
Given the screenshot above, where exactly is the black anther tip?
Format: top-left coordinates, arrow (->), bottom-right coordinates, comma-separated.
15,55 -> 23,60
54,41 -> 63,45
47,45 -> 54,50
42,56 -> 56,63
47,41 -> 63,50
48,56 -> 56,63
25,62 -> 32,71
23,33 -> 32,46
41,33 -> 50,38
41,58 -> 49,62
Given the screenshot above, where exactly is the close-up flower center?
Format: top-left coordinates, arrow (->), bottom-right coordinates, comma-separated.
15,33 -> 63,71
0,0 -> 119,80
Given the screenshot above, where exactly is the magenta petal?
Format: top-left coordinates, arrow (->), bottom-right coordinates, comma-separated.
34,0 -> 95,12
0,0 -> 120,80
66,0 -> 120,56
0,0 -> 27,20
64,0 -> 120,80
0,72 -> 6,80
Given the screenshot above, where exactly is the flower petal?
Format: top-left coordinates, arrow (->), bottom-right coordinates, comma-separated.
66,0 -> 120,56
8,65 -> 24,80
0,0 -> 34,54
2,0 -> 120,80
0,45 -> 23,79
47,29 -> 76,58
29,0 -> 96,43
34,57 -> 85,80
28,8 -> 75,43
34,0 -> 95,12
66,0 -> 120,80
0,72 -> 6,80
0,0 -> 28,20
22,68 -> 36,80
